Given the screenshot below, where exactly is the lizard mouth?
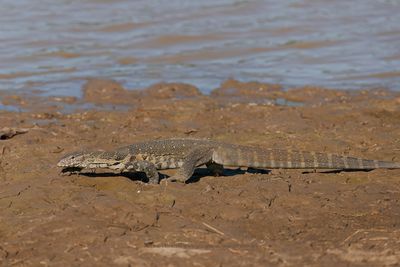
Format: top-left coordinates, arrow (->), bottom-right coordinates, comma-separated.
60,166 -> 84,174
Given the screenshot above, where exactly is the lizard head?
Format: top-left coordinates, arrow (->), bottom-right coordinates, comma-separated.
58,151 -> 91,168
57,149 -> 129,171
57,151 -> 105,169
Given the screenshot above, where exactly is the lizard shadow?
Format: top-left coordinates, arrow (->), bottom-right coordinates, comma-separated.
62,167 -> 271,184
186,168 -> 374,183
302,169 -> 374,174
64,168 -> 373,184
184,167 -> 271,183
67,171 -> 154,183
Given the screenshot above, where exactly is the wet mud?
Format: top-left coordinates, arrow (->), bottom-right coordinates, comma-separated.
1,80 -> 400,266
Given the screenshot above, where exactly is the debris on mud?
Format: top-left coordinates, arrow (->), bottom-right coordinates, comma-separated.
0,127 -> 29,140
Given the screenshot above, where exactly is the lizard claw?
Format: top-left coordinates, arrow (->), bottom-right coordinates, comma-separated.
165,175 -> 187,183
59,171 -> 72,176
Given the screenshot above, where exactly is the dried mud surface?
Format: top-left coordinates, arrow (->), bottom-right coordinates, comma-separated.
1,79 -> 400,266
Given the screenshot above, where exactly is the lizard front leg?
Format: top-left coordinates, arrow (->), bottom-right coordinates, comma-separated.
168,147 -> 213,183
124,160 -> 160,184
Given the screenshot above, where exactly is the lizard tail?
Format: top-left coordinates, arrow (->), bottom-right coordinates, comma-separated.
212,146 -> 400,169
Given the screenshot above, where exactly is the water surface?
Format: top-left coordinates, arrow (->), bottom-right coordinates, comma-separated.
0,0 -> 399,96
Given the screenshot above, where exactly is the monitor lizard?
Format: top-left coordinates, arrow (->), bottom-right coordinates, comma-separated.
57,138 -> 400,184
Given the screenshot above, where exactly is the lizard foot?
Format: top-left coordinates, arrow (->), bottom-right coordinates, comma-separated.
164,175 -> 187,183
60,171 -> 74,176
147,173 -> 160,184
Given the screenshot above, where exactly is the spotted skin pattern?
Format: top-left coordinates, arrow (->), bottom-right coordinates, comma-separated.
57,138 -> 400,184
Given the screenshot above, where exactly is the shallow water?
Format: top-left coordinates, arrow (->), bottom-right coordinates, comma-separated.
0,0 -> 399,96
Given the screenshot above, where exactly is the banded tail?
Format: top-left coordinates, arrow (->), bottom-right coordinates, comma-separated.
212,146 -> 400,169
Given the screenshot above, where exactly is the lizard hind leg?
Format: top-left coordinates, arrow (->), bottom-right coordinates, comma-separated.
167,147 -> 213,183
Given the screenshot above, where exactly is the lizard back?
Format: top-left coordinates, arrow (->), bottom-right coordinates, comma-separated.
120,138 -> 400,170
121,138 -> 218,169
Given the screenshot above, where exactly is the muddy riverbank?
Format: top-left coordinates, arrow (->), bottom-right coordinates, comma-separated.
1,79 -> 400,266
